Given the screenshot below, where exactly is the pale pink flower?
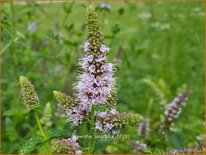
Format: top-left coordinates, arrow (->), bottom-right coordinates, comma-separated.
86,55 -> 94,63
105,123 -> 114,132
100,44 -> 110,53
88,65 -> 96,73
84,42 -> 90,52
110,108 -> 117,115
97,55 -> 106,62
95,122 -> 103,130
98,112 -> 107,118
101,63 -> 113,72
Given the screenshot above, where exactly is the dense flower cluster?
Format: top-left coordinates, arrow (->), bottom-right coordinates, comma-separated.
19,76 -> 39,111
132,141 -> 147,152
76,6 -> 115,107
160,92 -> 189,132
53,6 -> 117,126
52,6 -> 143,136
51,136 -> 82,154
95,109 -> 143,134
138,119 -> 150,138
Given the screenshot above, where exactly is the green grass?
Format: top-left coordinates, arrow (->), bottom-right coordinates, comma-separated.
2,1 -> 205,154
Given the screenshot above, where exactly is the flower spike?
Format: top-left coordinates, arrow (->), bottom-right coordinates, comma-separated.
19,76 -> 39,111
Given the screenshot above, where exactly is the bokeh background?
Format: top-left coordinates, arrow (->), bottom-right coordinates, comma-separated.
2,1 -> 205,154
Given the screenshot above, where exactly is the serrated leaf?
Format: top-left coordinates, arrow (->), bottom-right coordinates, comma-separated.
18,136 -> 44,154
47,130 -> 72,140
169,132 -> 185,149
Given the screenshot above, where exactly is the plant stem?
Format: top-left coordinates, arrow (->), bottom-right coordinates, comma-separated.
34,112 -> 52,154
88,105 -> 95,154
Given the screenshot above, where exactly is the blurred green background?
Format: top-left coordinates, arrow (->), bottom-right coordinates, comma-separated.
2,1 -> 205,154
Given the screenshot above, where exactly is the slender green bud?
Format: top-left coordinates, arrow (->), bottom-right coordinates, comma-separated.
128,113 -> 144,126
53,91 -> 74,110
19,76 -> 39,111
40,102 -> 52,128
86,5 -> 104,56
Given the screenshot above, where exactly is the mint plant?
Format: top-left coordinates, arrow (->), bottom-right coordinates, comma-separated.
19,5 -> 143,154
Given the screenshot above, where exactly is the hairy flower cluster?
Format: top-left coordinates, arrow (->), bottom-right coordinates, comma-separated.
138,119 -> 150,138
160,92 -> 189,132
53,6 -> 142,131
76,6 -> 115,108
51,136 -> 82,154
19,76 -> 39,111
53,6 -> 117,126
132,141 -> 147,152
95,109 -> 143,134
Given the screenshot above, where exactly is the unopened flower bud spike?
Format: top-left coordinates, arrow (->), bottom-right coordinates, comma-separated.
19,76 -> 40,112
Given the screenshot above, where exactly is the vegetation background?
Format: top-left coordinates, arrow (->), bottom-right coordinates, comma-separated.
2,1 -> 205,154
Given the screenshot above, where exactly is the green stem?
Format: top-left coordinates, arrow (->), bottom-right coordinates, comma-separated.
88,105 -> 95,154
34,112 -> 52,154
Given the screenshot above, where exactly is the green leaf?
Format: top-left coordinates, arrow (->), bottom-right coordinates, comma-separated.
47,130 -> 72,140
3,109 -> 27,117
169,132 -> 185,149
18,136 -> 44,154
144,148 -> 166,154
